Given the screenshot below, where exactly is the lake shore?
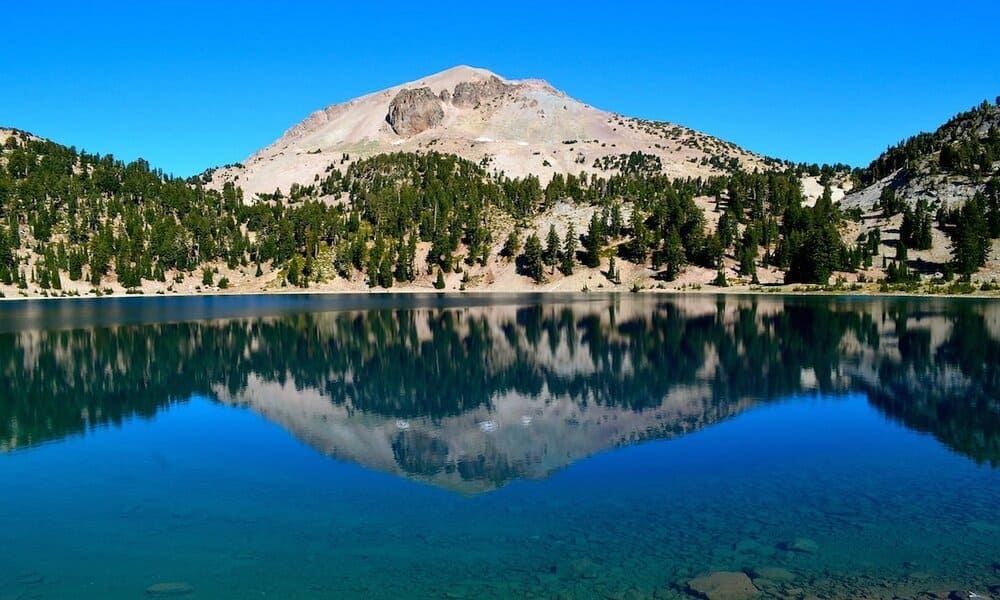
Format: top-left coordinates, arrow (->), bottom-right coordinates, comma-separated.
2,282 -> 1000,302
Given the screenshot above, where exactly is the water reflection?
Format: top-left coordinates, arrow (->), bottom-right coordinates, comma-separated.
1,295 -> 998,491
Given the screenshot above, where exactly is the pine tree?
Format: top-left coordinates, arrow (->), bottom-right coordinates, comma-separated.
717,210 -> 737,248
522,233 -> 545,283
879,186 -> 902,217
378,256 -> 394,288
584,213 -> 603,268
713,268 -> 728,287
434,268 -> 446,289
662,228 -> 685,281
786,222 -> 841,285
544,225 -> 561,267
739,245 -> 757,278
501,229 -> 520,260
560,224 -> 576,275
609,202 -> 623,238
395,234 -> 417,282
952,194 -> 990,276
606,256 -> 619,284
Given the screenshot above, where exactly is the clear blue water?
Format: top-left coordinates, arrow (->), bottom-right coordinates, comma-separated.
1,294 -> 998,599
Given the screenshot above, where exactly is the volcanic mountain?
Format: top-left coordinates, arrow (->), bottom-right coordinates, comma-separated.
207,66 -> 779,199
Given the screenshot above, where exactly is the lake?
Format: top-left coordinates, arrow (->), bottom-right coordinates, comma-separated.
1,293 -> 998,599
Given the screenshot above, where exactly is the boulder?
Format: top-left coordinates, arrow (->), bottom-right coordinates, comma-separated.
780,537 -> 818,554
687,571 -> 759,600
386,87 -> 444,136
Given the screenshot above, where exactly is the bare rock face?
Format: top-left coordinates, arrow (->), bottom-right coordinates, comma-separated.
386,87 -> 444,136
452,75 -> 511,108
687,571 -> 759,600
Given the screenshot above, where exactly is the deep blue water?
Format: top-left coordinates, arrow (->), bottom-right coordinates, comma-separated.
1,294 -> 998,599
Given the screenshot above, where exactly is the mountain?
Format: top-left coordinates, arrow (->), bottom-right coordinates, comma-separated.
205,66 -> 780,199
1,73 -> 998,300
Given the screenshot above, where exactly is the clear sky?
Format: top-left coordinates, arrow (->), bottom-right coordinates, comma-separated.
2,1 -> 998,177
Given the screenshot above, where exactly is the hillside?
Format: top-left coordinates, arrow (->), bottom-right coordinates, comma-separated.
1,77 -> 998,300
204,66 -> 782,199
839,99 -> 1000,284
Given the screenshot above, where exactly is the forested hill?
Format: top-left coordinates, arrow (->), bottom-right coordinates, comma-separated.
838,98 -> 1000,286
854,98 -> 1000,188
1,99 -> 999,299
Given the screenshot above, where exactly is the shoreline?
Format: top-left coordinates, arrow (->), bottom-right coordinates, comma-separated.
1,284 -> 999,303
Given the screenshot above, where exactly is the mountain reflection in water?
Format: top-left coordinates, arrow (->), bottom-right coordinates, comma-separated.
1,294 -> 997,492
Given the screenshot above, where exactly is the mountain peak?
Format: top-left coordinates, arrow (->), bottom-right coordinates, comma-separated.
209,67 -> 770,198
414,65 -> 505,85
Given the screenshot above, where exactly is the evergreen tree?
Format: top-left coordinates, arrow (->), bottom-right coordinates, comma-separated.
952,194 -> 990,276
606,256 -> 619,284
880,186 -> 903,217
713,268 -> 728,287
901,198 -> 933,250
717,210 -> 738,248
662,228 -> 685,281
501,229 -> 520,260
544,225 -> 561,267
395,234 -> 417,282
584,213 -> 603,268
285,260 -> 299,287
609,202 -> 623,238
786,222 -> 841,285
560,224 -> 576,275
521,233 -> 545,283
739,245 -> 757,278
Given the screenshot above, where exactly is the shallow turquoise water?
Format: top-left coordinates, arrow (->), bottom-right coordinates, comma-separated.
0,294 -> 998,599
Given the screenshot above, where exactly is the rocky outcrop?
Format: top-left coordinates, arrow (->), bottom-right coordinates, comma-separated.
452,75 -> 511,108
386,87 -> 444,136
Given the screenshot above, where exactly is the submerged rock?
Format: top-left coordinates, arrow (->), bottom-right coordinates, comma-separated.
686,571 -> 759,600
948,592 -> 992,600
16,572 -> 44,585
780,537 -> 819,554
751,566 -> 794,581
734,538 -> 775,557
558,557 -> 601,580
146,582 -> 195,597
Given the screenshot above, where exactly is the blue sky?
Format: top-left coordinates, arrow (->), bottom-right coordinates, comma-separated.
2,1 -> 998,177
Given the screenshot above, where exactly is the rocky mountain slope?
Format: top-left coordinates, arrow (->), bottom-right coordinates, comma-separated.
206,66 -> 780,199
843,99 -> 1000,212
836,99 -> 1000,283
